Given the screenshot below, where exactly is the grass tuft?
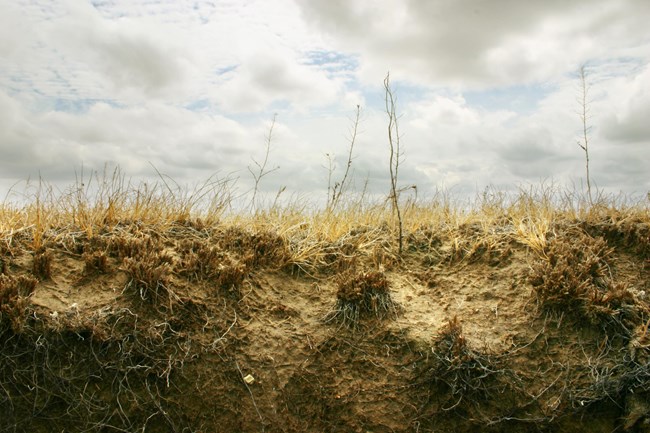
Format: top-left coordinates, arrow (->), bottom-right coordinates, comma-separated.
417,317 -> 515,412
326,269 -> 397,328
0,274 -> 37,333
32,248 -> 52,280
529,225 -> 641,330
83,250 -> 110,274
123,251 -> 174,306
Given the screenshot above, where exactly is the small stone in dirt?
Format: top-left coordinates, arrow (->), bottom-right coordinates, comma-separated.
243,374 -> 255,385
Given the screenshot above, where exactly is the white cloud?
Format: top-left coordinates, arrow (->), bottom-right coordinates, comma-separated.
213,47 -> 347,113
0,3 -> 33,61
600,64 -> 650,144
411,95 -> 477,127
47,1 -> 198,103
0,88 -> 253,183
297,0 -> 650,88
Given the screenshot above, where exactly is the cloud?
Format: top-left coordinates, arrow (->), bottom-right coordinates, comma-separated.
0,3 -> 33,61
600,64 -> 650,144
50,1 -> 196,102
0,1 -> 211,106
410,94 -> 482,128
297,0 -> 650,88
0,88 -> 253,184
0,89 -> 45,178
214,48 -> 348,113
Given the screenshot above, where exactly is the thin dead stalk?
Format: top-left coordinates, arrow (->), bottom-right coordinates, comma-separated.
249,114 -> 280,212
384,72 -> 404,254
328,105 -> 362,210
577,65 -> 593,205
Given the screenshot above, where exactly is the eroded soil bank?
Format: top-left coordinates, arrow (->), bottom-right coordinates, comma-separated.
1,215 -> 649,432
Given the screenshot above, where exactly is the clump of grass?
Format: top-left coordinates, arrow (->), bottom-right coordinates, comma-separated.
32,248 -> 52,280
0,274 -> 37,302
177,239 -> 247,297
326,269 -> 397,328
0,274 -> 38,333
123,251 -> 174,307
109,233 -> 160,259
443,222 -> 514,265
417,317 -> 513,412
83,250 -> 110,274
220,227 -> 288,268
529,226 -> 639,329
177,239 -> 223,281
581,209 -> 650,259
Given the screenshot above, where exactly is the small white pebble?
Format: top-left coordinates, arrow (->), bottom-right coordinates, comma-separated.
243,374 -> 255,385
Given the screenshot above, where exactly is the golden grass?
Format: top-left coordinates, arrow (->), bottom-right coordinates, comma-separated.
1,170 -> 648,274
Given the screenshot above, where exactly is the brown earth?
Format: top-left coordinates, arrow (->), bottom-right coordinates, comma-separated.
1,216 -> 650,432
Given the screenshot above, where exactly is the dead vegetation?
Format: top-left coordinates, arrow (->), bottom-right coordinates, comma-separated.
529,225 -> 644,333
326,269 -> 398,327
417,317 -> 517,412
0,274 -> 37,333
1,175 -> 649,432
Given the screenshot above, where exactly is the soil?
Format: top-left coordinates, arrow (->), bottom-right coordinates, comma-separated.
1,217 -> 650,432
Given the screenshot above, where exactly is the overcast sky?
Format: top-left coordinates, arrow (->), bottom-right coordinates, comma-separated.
1,0 -> 649,206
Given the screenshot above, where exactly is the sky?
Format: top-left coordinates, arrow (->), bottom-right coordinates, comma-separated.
1,0 -> 649,207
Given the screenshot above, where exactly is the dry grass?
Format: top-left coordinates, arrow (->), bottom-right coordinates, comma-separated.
0,274 -> 37,333
529,224 -> 643,332
416,316 -> 517,413
326,268 -> 398,327
1,172 -> 648,277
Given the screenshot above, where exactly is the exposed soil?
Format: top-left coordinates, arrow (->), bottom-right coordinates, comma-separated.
1,216 -> 650,432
